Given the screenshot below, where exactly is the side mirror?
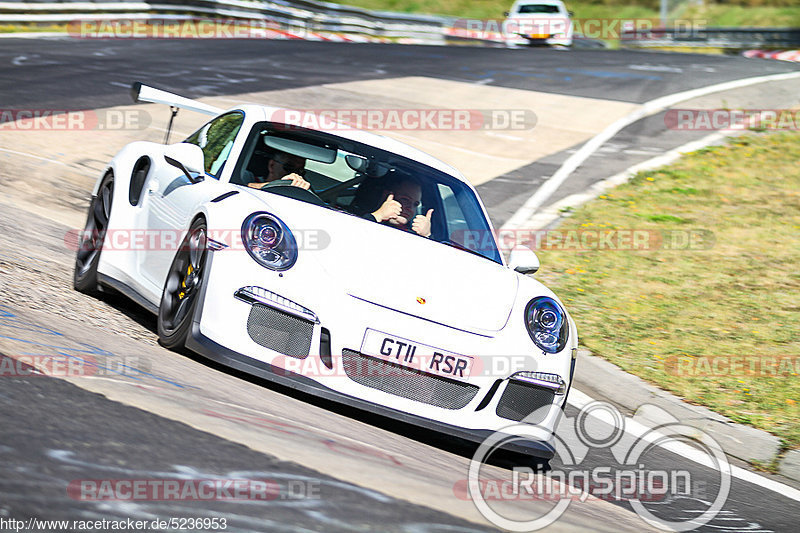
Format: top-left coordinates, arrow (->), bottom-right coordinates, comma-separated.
503,11 -> 510,16
568,10 -> 575,17
164,143 -> 205,183
509,247 -> 540,274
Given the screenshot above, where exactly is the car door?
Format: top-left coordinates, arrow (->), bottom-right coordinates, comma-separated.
139,111 -> 245,292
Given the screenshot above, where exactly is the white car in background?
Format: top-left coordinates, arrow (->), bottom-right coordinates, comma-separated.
73,83 -> 578,459
504,0 -> 574,47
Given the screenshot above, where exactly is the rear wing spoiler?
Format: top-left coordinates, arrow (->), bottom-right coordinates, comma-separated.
130,82 -> 224,143
130,82 -> 223,116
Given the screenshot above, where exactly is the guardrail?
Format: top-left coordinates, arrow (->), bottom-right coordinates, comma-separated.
3,2 -> 798,51
0,0 -> 452,42
620,27 -> 800,51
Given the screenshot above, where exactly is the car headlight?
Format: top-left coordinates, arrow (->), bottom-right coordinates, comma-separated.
525,297 -> 568,353
242,212 -> 297,271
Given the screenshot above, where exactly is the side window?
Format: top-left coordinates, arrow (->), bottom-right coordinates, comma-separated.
436,181 -> 502,263
437,183 -> 469,236
185,112 -> 244,178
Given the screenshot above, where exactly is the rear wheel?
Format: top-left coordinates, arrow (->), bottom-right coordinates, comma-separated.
74,172 -> 113,294
157,218 -> 208,350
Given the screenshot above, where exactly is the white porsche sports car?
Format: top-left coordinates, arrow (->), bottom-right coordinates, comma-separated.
503,0 -> 574,48
74,83 -> 578,458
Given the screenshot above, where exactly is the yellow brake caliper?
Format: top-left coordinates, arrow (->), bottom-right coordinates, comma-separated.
179,264 -> 193,300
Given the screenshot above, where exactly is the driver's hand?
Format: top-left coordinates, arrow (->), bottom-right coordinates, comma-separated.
247,182 -> 264,189
284,173 -> 310,190
411,209 -> 434,238
372,194 -> 406,225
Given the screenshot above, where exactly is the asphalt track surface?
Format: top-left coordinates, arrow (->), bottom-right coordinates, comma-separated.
1,38 -> 799,532
2,38 -> 799,225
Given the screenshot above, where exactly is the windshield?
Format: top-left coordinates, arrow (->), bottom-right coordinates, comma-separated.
231,123 -> 502,265
517,4 -> 561,14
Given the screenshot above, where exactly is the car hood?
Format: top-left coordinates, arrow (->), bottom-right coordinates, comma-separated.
257,193 -> 519,334
335,230 -> 517,334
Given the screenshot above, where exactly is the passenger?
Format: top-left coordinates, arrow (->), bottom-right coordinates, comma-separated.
244,150 -> 310,190
366,178 -> 434,238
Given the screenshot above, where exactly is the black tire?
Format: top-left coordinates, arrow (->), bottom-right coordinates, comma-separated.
74,172 -> 114,294
157,218 -> 208,350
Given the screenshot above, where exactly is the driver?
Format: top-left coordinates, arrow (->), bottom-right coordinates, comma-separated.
366,178 -> 434,238
245,150 -> 310,190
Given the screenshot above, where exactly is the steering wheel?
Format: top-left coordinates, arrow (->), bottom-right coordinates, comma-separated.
258,179 -> 328,207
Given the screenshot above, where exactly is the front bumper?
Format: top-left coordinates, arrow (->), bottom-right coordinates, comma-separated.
506,31 -> 573,47
190,250 -> 577,458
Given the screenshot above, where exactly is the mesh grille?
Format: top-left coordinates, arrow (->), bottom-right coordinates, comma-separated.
496,381 -> 555,423
246,304 -> 313,359
342,350 -> 479,410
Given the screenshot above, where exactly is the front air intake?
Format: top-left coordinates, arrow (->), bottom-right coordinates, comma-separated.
342,350 -> 479,410
246,304 -> 313,358
495,381 -> 556,423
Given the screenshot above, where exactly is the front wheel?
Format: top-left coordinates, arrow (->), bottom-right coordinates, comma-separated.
157,218 -> 208,350
74,172 -> 114,294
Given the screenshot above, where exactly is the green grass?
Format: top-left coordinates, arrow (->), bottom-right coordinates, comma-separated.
338,0 -> 800,27
678,3 -> 800,27
534,132 -> 800,451
0,24 -> 68,33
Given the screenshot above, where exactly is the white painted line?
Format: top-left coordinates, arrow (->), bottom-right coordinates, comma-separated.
502,70 -> 800,230
567,388 -> 800,502
0,147 -> 71,166
524,106 -> 782,228
0,32 -> 66,39
526,131 -> 729,230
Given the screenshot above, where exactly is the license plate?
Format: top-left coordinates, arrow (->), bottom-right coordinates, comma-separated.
360,329 -> 474,381
529,34 -> 549,39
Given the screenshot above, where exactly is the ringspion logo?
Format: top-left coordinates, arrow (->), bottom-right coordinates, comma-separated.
465,402 -> 730,531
